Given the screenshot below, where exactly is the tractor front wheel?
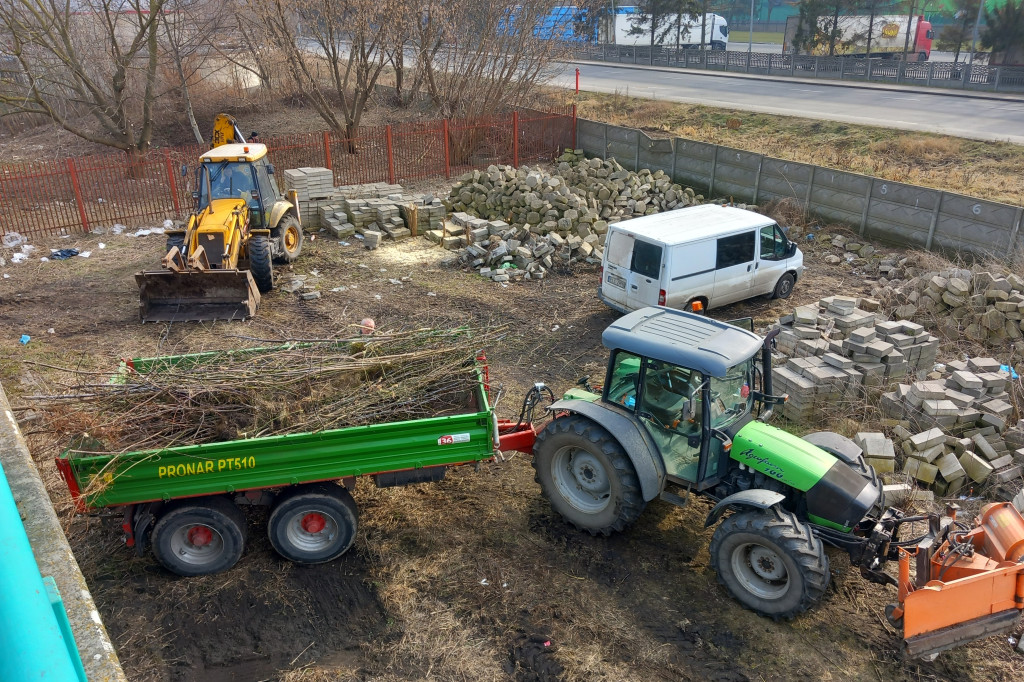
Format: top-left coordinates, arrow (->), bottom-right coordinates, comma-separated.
273,214 -> 303,264
533,415 -> 645,535
151,496 -> 247,576
709,507 -> 829,619
248,235 -> 274,293
267,483 -> 358,564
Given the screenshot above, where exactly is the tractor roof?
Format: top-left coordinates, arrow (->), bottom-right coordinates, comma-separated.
201,143 -> 268,163
602,307 -> 764,378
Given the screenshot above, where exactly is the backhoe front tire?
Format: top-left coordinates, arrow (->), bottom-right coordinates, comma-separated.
272,214 -> 303,264
248,235 -> 274,293
532,415 -> 645,535
709,507 -> 830,620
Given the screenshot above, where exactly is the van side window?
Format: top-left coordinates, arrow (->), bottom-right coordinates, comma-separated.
631,240 -> 662,279
716,232 -> 755,269
759,224 -> 787,261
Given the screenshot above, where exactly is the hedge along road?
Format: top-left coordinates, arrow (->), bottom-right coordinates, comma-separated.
557,61 -> 1024,144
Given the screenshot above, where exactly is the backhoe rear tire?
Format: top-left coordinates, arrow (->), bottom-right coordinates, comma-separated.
709,507 -> 830,620
248,235 -> 274,293
533,414 -> 645,536
273,214 -> 303,264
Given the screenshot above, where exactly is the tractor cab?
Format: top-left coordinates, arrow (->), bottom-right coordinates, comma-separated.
598,307 -> 765,490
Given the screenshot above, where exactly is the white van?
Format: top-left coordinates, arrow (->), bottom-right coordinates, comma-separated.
598,205 -> 804,314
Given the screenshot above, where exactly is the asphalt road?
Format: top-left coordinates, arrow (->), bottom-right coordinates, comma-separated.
556,61 -> 1024,144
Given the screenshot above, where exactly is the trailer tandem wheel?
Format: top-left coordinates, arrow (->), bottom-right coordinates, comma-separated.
150,496 -> 248,576
267,483 -> 358,564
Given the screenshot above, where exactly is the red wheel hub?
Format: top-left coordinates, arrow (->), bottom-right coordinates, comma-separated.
301,513 -> 326,534
187,526 -> 213,547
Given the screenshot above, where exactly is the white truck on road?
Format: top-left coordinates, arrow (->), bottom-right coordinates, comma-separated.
610,7 -> 729,50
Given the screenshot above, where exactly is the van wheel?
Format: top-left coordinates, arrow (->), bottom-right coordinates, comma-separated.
772,274 -> 795,300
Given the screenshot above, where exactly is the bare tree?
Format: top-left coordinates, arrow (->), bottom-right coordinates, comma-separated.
159,0 -> 234,144
249,0 -> 393,149
0,0 -> 165,161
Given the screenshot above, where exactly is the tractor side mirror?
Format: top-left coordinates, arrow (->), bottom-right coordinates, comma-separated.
191,191 -> 200,201
181,164 -> 188,178
266,164 -> 275,175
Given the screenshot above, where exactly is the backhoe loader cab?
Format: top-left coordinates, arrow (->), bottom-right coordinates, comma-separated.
136,139 -> 305,323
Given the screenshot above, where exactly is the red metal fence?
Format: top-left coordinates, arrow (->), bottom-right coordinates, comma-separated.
0,106 -> 575,238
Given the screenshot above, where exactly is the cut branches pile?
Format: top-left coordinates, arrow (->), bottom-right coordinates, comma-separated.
26,325 -> 504,456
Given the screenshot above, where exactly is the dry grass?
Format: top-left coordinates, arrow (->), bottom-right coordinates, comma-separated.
545,90 -> 1024,208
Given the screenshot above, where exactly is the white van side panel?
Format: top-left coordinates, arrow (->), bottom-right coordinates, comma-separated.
664,240 -> 716,309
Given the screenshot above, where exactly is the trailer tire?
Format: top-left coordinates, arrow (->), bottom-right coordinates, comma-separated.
151,496 -> 247,576
533,414 -> 645,536
709,507 -> 829,620
267,483 -> 358,565
248,235 -> 274,293
272,213 -> 303,264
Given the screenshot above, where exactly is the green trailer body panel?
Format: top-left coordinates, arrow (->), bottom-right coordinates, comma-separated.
731,421 -> 834,491
63,351 -> 498,509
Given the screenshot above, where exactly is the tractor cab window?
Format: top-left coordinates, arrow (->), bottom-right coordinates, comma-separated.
605,351 -> 641,409
709,358 -> 754,429
638,359 -> 703,482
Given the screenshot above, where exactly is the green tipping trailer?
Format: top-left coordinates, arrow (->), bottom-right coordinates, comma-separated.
55,350 -> 537,576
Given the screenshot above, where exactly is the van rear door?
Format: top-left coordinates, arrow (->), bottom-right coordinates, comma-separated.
602,230 -> 664,310
625,239 -> 663,309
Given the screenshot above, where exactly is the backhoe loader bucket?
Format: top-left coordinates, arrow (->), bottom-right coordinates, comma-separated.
136,269 -> 260,322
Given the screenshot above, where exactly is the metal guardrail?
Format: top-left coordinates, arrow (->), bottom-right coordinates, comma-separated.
575,45 -> 1024,94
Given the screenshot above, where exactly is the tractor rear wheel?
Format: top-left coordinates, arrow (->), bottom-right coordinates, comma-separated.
709,507 -> 829,619
151,496 -> 247,576
267,483 -> 358,564
533,414 -> 645,535
248,235 -> 274,293
273,214 -> 303,264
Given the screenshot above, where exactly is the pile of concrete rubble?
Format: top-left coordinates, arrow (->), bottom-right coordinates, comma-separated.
434,151 -> 706,281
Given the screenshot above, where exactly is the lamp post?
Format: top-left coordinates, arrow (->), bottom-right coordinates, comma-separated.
968,0 -> 984,67
749,0 -> 755,53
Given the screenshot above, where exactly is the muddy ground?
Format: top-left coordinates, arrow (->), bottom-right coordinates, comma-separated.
2,216 -> 1023,682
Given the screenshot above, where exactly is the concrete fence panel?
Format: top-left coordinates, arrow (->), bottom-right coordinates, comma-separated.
577,119 -> 607,159
708,146 -> 761,204
637,135 -> 675,177
670,139 -> 717,194
933,195 -> 1023,257
864,181 -> 942,249
756,159 -> 814,206
807,169 -> 874,228
606,125 -> 641,166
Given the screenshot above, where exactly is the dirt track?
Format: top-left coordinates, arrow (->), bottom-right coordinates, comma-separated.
2,222 -> 1023,681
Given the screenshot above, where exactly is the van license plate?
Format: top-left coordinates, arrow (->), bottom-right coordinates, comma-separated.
606,273 -> 626,289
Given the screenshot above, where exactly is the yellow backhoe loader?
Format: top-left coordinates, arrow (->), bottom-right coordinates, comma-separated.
136,114 -> 305,322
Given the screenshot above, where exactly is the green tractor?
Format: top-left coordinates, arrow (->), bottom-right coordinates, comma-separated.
531,306 -> 896,620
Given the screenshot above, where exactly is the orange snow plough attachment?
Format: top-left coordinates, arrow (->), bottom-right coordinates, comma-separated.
888,502 -> 1024,659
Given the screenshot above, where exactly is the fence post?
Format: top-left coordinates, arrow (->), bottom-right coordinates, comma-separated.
670,139 -> 678,183
867,59 -> 873,81
927,61 -> 933,87
323,131 -> 332,171
442,120 -> 450,178
994,67 -> 1002,92
804,166 -> 816,212
752,156 -> 764,205
66,158 -> 90,233
602,123 -> 608,161
840,58 -> 846,79
385,125 -> 395,185
164,150 -> 181,217
708,146 -> 719,197
746,51 -> 751,73
512,111 -> 520,167
1010,207 -> 1023,256
925,192 -> 945,252
859,178 -> 875,237
571,104 -> 577,150
962,64 -> 970,88
634,131 -> 640,171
